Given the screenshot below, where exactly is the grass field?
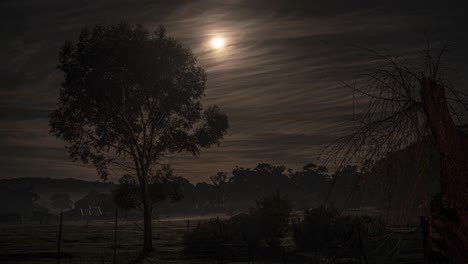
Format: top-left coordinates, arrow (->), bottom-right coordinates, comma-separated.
0,217 -> 201,264
0,215 -> 428,264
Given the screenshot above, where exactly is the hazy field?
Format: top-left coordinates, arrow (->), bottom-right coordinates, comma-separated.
0,216 -> 426,264
1,217 -> 198,264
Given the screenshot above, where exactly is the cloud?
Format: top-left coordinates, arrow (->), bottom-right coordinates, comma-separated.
0,0 -> 466,182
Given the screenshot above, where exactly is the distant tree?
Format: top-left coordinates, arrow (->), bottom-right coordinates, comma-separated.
31,205 -> 51,224
290,163 -> 330,206
228,163 -> 291,208
113,164 -> 183,215
210,172 -> 228,208
0,186 -> 39,220
50,23 -> 229,252
50,193 -> 73,212
210,171 -> 228,187
328,165 -> 359,208
74,190 -> 116,213
328,45 -> 468,262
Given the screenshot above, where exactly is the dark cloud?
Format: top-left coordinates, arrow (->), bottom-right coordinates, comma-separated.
0,0 -> 467,182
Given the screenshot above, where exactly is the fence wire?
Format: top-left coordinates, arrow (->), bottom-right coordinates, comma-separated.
0,215 -> 430,264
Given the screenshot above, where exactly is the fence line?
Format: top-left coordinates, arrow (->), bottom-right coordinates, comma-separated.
0,215 -> 430,264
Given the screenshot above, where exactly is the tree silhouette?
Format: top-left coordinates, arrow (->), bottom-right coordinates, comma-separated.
328,44 -> 468,262
210,172 -> 227,208
50,23 -> 229,252
50,193 -> 73,213
113,164 -> 183,214
254,190 -> 292,248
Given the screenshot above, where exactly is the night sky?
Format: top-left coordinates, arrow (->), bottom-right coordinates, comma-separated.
1,0 -> 467,182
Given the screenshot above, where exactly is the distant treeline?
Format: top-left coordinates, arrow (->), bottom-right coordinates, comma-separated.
0,143 -> 440,220
167,156 -> 439,216
162,143 -> 440,215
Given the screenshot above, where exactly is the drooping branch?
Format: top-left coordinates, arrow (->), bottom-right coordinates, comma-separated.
325,46 -> 466,169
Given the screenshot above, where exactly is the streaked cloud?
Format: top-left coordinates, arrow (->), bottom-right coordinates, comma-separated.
0,0 -> 466,182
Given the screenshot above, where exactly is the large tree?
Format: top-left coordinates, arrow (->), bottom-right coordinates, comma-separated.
50,23 -> 229,252
329,45 -> 467,262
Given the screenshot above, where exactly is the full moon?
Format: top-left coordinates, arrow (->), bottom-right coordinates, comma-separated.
211,37 -> 225,49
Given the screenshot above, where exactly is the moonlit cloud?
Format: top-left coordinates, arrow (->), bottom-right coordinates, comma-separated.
0,0 -> 467,182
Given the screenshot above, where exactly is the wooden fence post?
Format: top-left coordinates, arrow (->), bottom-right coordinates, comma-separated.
57,211 -> 63,264
114,208 -> 118,264
421,216 -> 430,263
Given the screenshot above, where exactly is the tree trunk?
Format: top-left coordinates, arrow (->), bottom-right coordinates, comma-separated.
140,174 -> 153,253
421,80 -> 468,263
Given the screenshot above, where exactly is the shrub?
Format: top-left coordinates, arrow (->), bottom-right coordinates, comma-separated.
292,206 -> 340,251
183,218 -> 233,256
228,212 -> 262,247
292,207 -> 388,254
184,191 -> 293,259
253,191 -> 293,248
332,215 -> 355,247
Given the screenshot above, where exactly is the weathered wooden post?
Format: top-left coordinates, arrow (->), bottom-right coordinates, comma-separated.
420,202 -> 430,264
114,208 -> 118,264
57,211 -> 63,264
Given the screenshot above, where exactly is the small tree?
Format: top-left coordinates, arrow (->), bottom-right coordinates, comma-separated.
210,172 -> 228,208
254,191 -> 292,248
50,193 -> 73,213
50,23 -> 229,252
327,44 -> 468,262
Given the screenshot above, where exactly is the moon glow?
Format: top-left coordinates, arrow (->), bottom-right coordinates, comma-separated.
211,37 -> 225,49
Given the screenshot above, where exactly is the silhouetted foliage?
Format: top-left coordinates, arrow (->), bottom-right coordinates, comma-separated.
50,193 -> 73,212
229,212 -> 263,248
292,207 -> 387,260
184,192 -> 292,259
292,207 -> 340,251
113,164 -> 183,214
31,205 -> 52,224
183,218 -> 234,258
326,45 -> 468,261
0,186 -> 40,219
253,190 -> 292,248
74,190 -> 116,214
50,22 -> 229,251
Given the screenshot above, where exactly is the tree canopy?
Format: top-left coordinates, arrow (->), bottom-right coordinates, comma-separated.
50,23 -> 229,180
50,22 -> 229,252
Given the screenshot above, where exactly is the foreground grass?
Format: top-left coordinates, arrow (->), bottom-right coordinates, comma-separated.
0,216 -> 426,264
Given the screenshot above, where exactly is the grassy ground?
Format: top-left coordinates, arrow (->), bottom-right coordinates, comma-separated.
0,217 -> 200,264
0,216 -> 427,264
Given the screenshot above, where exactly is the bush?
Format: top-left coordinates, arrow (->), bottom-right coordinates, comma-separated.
184,191 -> 293,259
183,215 -> 259,261
254,191 -> 293,248
292,207 -> 388,254
332,215 -> 355,246
183,218 -> 233,256
292,206 -> 340,251
228,212 -> 262,247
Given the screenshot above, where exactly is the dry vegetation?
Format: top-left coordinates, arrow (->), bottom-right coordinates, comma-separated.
0,214 -> 426,264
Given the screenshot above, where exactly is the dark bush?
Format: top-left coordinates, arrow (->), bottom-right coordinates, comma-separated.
183,218 -> 233,257
293,207 -> 388,254
184,191 -> 293,259
292,206 -> 340,251
332,215 -> 355,246
228,212 -> 262,247
254,191 -> 293,248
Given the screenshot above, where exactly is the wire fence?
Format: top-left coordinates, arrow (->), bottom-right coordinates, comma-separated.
0,213 -> 433,264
